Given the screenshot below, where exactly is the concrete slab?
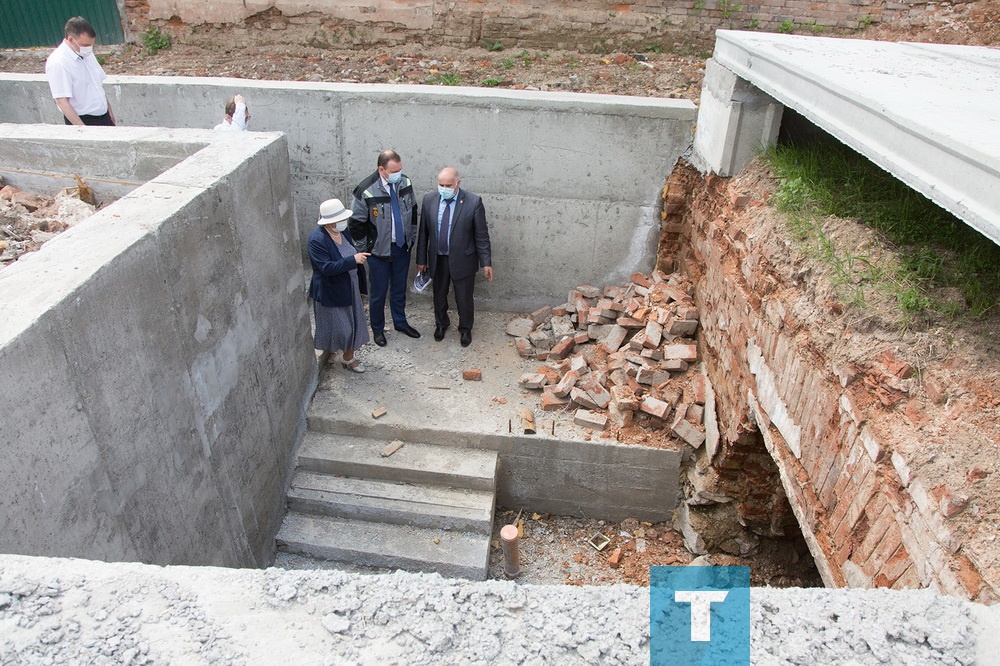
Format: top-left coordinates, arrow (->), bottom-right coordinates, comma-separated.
708,30 -> 1000,247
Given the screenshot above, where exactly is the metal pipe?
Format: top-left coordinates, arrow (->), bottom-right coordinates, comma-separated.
500,524 -> 521,579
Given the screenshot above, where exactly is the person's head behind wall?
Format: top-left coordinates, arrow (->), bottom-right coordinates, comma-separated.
64,16 -> 96,55
224,97 -> 250,125
377,149 -> 403,185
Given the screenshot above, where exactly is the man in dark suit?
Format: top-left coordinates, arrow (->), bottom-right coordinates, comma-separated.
416,167 -> 494,347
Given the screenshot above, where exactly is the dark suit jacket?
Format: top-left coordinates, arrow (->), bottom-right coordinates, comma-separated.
416,189 -> 492,281
308,226 -> 359,307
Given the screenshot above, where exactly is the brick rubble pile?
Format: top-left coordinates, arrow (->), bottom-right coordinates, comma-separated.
507,270 -> 707,447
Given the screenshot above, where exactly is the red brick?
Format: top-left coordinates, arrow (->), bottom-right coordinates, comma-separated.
854,504 -> 896,565
643,320 -> 663,348
610,385 -> 639,411
878,541 -> 911,586
573,331 -> 590,345
530,305 -> 552,325
514,337 -> 533,358
890,564 -> 920,590
540,391 -> 570,411
574,409 -> 608,431
609,546 -> 623,568
689,375 -> 707,405
661,344 -> 698,361
601,325 -> 629,353
549,336 -> 575,360
462,368 -> 482,381
570,387 -> 599,410
640,396 -> 671,419
551,370 -> 579,398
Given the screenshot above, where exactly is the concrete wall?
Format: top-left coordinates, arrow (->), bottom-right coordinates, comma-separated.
307,416 -> 680,523
0,74 -> 696,311
0,124 -> 314,567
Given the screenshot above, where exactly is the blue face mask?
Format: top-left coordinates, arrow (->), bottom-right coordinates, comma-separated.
438,186 -> 455,200
386,171 -> 402,185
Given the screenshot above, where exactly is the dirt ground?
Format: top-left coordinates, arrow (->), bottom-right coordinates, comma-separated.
0,2 -> 995,101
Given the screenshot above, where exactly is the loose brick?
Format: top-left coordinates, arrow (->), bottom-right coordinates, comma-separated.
569,354 -> 589,375
574,408 -> 608,431
570,387 -> 599,409
644,320 -> 663,348
576,284 -> 601,299
662,344 -> 698,362
540,390 -> 570,411
660,358 -> 689,372
630,272 -> 652,288
462,368 -> 482,381
519,373 -> 548,390
601,325 -> 629,353
609,546 -> 623,568
689,375 -> 707,404
549,335 -> 575,360
530,305 -> 552,325
551,305 -> 567,317
584,383 -> 611,409
552,370 -> 579,398
671,415 -> 706,448
629,330 -> 648,351
573,330 -> 590,345
616,316 -> 645,329
506,317 -> 534,337
610,385 -> 639,411
514,337 -> 533,358
640,396 -> 671,419
537,365 -> 561,384
667,319 -> 699,336
528,329 -> 553,350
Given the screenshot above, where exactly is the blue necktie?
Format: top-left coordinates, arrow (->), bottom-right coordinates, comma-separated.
438,200 -> 451,255
389,183 -> 404,248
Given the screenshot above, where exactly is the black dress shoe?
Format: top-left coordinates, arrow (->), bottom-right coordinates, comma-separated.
460,331 -> 472,347
395,324 -> 421,339
434,326 -> 447,341
373,331 -> 387,347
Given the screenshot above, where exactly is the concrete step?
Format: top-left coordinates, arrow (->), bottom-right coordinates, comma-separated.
276,512 -> 491,580
297,431 -> 498,493
287,471 -> 494,533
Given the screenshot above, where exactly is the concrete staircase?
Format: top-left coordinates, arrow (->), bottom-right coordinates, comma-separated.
276,431 -> 498,580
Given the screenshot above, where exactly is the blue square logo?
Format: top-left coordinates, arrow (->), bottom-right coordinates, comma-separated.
650,566 -> 750,665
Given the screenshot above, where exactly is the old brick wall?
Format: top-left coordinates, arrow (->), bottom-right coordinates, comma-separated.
129,0 -> 949,50
665,162 -> 996,602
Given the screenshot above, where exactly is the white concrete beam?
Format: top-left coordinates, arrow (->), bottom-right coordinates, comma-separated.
712,30 -> 1000,247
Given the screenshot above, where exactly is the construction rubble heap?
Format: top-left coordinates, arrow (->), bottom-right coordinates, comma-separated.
508,270 -> 705,447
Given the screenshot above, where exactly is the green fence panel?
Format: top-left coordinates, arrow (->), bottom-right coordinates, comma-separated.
0,0 -> 125,49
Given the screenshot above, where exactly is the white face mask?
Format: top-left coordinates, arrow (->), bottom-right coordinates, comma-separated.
333,220 -> 348,233
77,45 -> 94,57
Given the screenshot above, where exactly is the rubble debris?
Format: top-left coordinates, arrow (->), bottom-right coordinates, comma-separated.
462,368 -> 482,381
371,407 -> 387,419
508,270 -> 707,445
1,181 -> 100,267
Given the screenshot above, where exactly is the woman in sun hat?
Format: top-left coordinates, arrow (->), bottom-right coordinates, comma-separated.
308,198 -> 371,372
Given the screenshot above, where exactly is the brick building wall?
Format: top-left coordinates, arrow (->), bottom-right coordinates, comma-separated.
129,0 -> 946,51
665,163 -> 996,602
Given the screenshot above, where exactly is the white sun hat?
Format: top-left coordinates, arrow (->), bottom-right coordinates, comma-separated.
317,198 -> 353,225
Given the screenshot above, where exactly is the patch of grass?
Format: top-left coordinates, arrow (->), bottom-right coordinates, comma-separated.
747,17 -> 762,30
482,77 -> 503,87
693,0 -> 706,11
142,26 -> 171,55
859,15 -> 874,29
516,49 -> 533,66
500,58 -> 515,70
645,43 -> 664,53
778,19 -> 795,33
427,72 -> 461,86
483,41 -> 504,52
765,141 -> 1000,321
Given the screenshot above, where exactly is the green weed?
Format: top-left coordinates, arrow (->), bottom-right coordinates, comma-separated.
778,19 -> 795,33
483,41 -> 504,52
427,73 -> 461,86
142,26 -> 171,55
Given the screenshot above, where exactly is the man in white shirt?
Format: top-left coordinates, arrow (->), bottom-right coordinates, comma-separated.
214,95 -> 250,131
45,17 -> 116,126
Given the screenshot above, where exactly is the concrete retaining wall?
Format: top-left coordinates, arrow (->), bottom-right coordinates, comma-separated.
307,417 -> 680,523
0,124 -> 314,567
0,74 -> 696,311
